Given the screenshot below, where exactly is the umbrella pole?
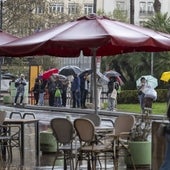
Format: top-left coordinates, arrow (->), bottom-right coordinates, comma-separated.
92,48 -> 98,114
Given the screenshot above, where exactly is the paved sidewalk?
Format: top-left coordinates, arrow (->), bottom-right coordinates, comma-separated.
0,104 -> 153,170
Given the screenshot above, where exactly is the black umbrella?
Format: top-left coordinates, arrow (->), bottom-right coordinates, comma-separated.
59,65 -> 81,76
79,68 -> 93,77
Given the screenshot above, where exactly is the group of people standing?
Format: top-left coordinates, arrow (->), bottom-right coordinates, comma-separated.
31,72 -> 121,110
13,71 -> 121,111
32,75 -> 69,107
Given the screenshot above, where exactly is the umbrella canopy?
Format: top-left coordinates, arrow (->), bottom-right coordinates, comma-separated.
42,68 -> 58,80
96,71 -> 109,85
52,73 -> 68,81
104,70 -> 121,78
59,66 -> 81,76
79,68 -> 92,77
0,30 -> 18,46
2,73 -> 16,79
104,70 -> 124,86
2,14 -> 170,57
160,71 -> 170,82
136,75 -> 158,89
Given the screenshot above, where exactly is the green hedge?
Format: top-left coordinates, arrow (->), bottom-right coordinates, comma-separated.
117,89 -> 167,104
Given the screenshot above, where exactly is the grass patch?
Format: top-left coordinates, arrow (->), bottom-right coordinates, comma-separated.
117,102 -> 167,115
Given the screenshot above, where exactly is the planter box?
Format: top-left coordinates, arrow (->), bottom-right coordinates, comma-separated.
40,130 -> 57,153
126,141 -> 151,169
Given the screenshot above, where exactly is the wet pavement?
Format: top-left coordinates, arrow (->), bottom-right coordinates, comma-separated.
0,104 -> 152,170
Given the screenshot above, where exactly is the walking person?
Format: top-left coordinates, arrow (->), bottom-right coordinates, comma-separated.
71,73 -> 81,108
14,74 -> 27,106
32,78 -> 40,105
107,76 -> 119,111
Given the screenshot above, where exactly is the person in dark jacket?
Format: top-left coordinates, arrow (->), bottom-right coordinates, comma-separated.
71,73 -> 80,108
32,78 -> 40,105
47,76 -> 56,106
61,79 -> 69,107
80,73 -> 89,108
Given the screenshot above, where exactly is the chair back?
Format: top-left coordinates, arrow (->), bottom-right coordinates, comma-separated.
0,111 -> 7,125
81,114 -> 101,126
74,118 -> 95,143
114,114 -> 135,139
51,118 -> 74,144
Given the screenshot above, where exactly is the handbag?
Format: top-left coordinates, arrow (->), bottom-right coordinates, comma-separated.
111,89 -> 117,99
55,88 -> 61,97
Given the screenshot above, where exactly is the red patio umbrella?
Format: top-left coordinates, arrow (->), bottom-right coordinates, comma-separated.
1,14 -> 170,57
2,14 -> 170,113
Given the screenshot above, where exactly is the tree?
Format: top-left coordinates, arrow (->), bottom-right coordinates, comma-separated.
144,13 -> 170,33
130,0 -> 134,24
153,0 -> 161,13
2,0 -> 83,73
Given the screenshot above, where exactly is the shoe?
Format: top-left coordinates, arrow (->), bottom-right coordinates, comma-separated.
20,103 -> 23,106
13,103 -> 16,106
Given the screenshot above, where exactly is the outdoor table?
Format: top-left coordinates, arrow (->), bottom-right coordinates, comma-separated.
95,126 -> 113,134
4,118 -> 39,166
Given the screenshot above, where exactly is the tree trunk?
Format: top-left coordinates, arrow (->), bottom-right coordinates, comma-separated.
130,0 -> 134,24
153,0 -> 161,13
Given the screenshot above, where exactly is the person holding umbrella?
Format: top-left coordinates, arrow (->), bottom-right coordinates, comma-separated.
137,77 -> 147,112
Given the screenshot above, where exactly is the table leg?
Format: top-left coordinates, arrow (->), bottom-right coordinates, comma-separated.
35,121 -> 40,165
20,123 -> 24,165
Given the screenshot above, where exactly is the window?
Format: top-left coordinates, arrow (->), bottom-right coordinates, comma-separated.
116,1 -> 125,11
140,2 -> 146,15
49,3 -> 64,13
68,3 -> 78,14
147,2 -> 154,15
84,4 -> 93,15
35,6 -> 44,14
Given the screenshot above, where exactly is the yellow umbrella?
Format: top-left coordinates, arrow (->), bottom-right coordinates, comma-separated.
160,71 -> 170,82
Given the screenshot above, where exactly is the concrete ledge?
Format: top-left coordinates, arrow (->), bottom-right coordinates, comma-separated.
24,104 -> 166,121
